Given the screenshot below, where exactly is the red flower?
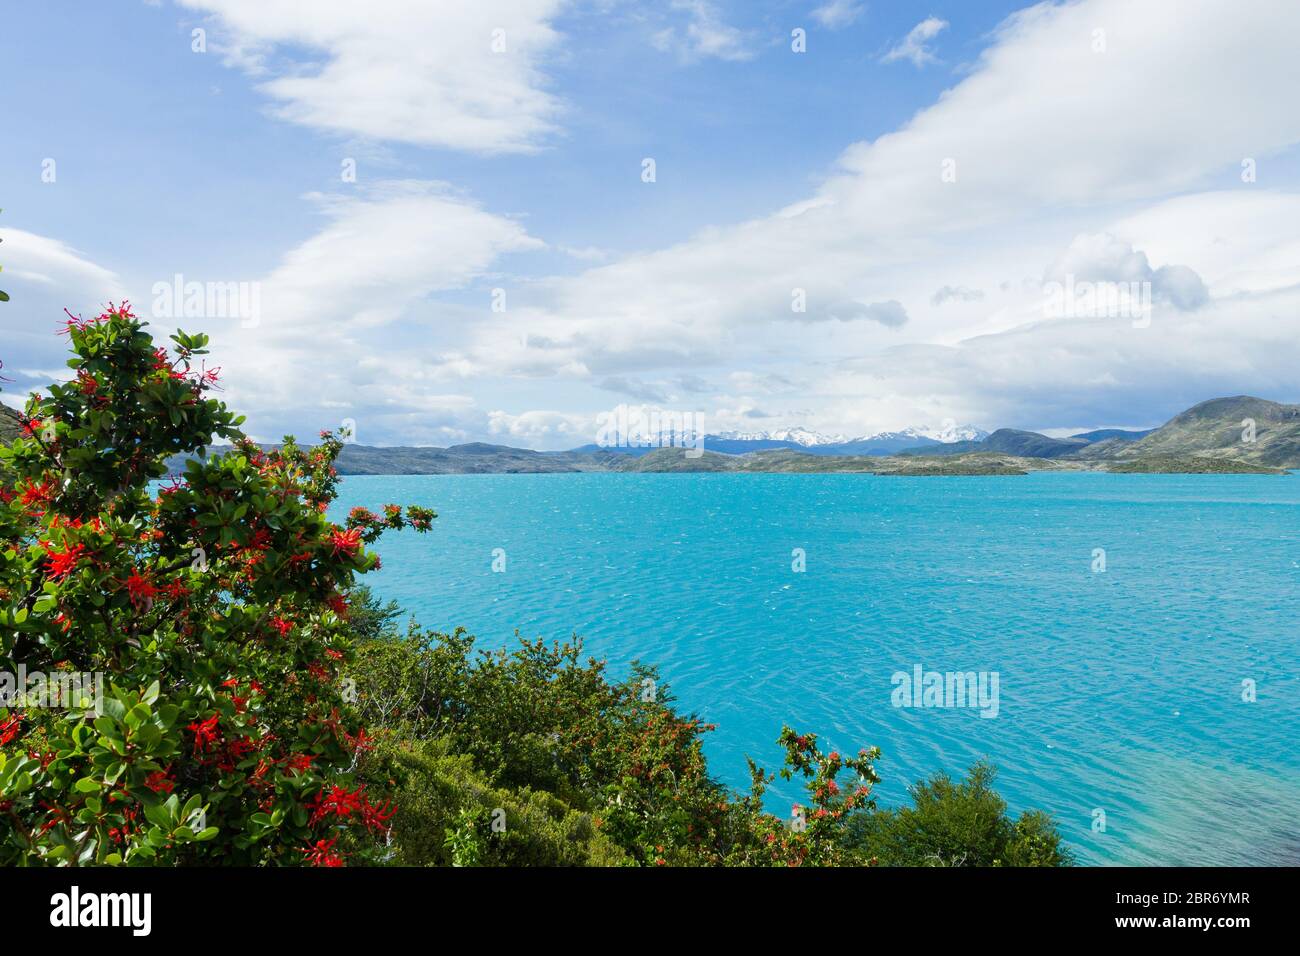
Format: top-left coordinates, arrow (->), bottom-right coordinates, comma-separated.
0,715 -> 23,746
361,795 -> 397,834
42,541 -> 86,580
309,785 -> 366,824
329,527 -> 363,557
59,308 -> 90,335
301,837 -> 343,867
187,714 -> 221,754
22,479 -> 56,510
144,769 -> 175,795
160,579 -> 190,600
123,568 -> 158,608
270,616 -> 294,637
284,753 -> 314,775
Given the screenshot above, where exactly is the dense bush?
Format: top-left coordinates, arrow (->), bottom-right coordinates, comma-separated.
358,737 -> 630,867
841,761 -> 1073,866
0,306 -> 432,865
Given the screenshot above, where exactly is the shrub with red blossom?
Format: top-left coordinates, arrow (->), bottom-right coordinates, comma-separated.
0,304 -> 433,865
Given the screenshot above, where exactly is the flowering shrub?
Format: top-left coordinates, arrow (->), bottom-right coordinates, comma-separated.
0,304 -> 433,865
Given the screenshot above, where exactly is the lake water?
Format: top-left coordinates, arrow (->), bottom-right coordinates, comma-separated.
332,472 -> 1300,866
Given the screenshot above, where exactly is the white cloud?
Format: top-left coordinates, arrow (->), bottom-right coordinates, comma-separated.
194,182 -> 542,439
652,0 -> 754,62
1047,232 -> 1208,310
256,181 -> 541,331
487,408 -> 590,447
176,0 -> 565,153
0,229 -> 126,397
0,183 -> 545,443
811,0 -> 865,29
880,16 -> 948,67
443,0 -> 1300,438
16,0 -> 1300,447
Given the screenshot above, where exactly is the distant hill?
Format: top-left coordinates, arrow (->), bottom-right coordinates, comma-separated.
1108,397 -> 1300,468
1070,428 -> 1154,442
900,428 -> 1090,459
609,447 -> 1042,475
167,442 -> 625,475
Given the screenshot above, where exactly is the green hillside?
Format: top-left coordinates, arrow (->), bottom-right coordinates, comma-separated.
1108,396 -> 1300,468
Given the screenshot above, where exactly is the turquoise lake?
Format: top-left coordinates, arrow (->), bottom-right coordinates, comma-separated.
331,472 -> 1300,866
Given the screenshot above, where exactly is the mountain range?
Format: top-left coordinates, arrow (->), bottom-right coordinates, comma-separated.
321,396 -> 1295,474
577,423 -> 990,457
5,396 -> 1299,475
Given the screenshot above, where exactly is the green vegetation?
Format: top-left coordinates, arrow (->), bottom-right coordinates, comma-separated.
1105,455 -> 1284,474
1106,396 -> 1300,468
842,762 -> 1071,866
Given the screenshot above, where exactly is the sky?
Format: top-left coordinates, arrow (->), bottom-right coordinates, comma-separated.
2,0 -> 1299,448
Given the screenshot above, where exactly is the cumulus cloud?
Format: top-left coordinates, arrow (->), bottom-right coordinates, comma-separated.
0,229 -> 126,401
257,181 -> 541,331
828,283 -> 1300,432
195,182 -> 544,439
488,408 -> 590,448
176,0 -> 565,153
811,0 -> 865,29
1047,232 -> 1208,311
652,0 -> 754,62
880,16 -> 948,67
450,0 -> 1300,410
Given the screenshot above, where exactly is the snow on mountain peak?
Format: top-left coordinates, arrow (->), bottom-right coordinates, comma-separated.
711,422 -> 986,447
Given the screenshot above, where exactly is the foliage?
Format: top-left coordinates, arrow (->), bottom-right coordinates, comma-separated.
348,622 -> 738,865
356,737 -> 629,867
0,305 -> 433,865
841,761 -> 1073,866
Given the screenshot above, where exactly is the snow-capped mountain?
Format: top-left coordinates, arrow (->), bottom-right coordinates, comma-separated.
710,424 -> 988,448
713,426 -> 847,446
898,423 -> 991,444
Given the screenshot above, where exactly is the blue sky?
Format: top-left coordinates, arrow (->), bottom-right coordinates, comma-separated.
3,1 -> 1299,447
